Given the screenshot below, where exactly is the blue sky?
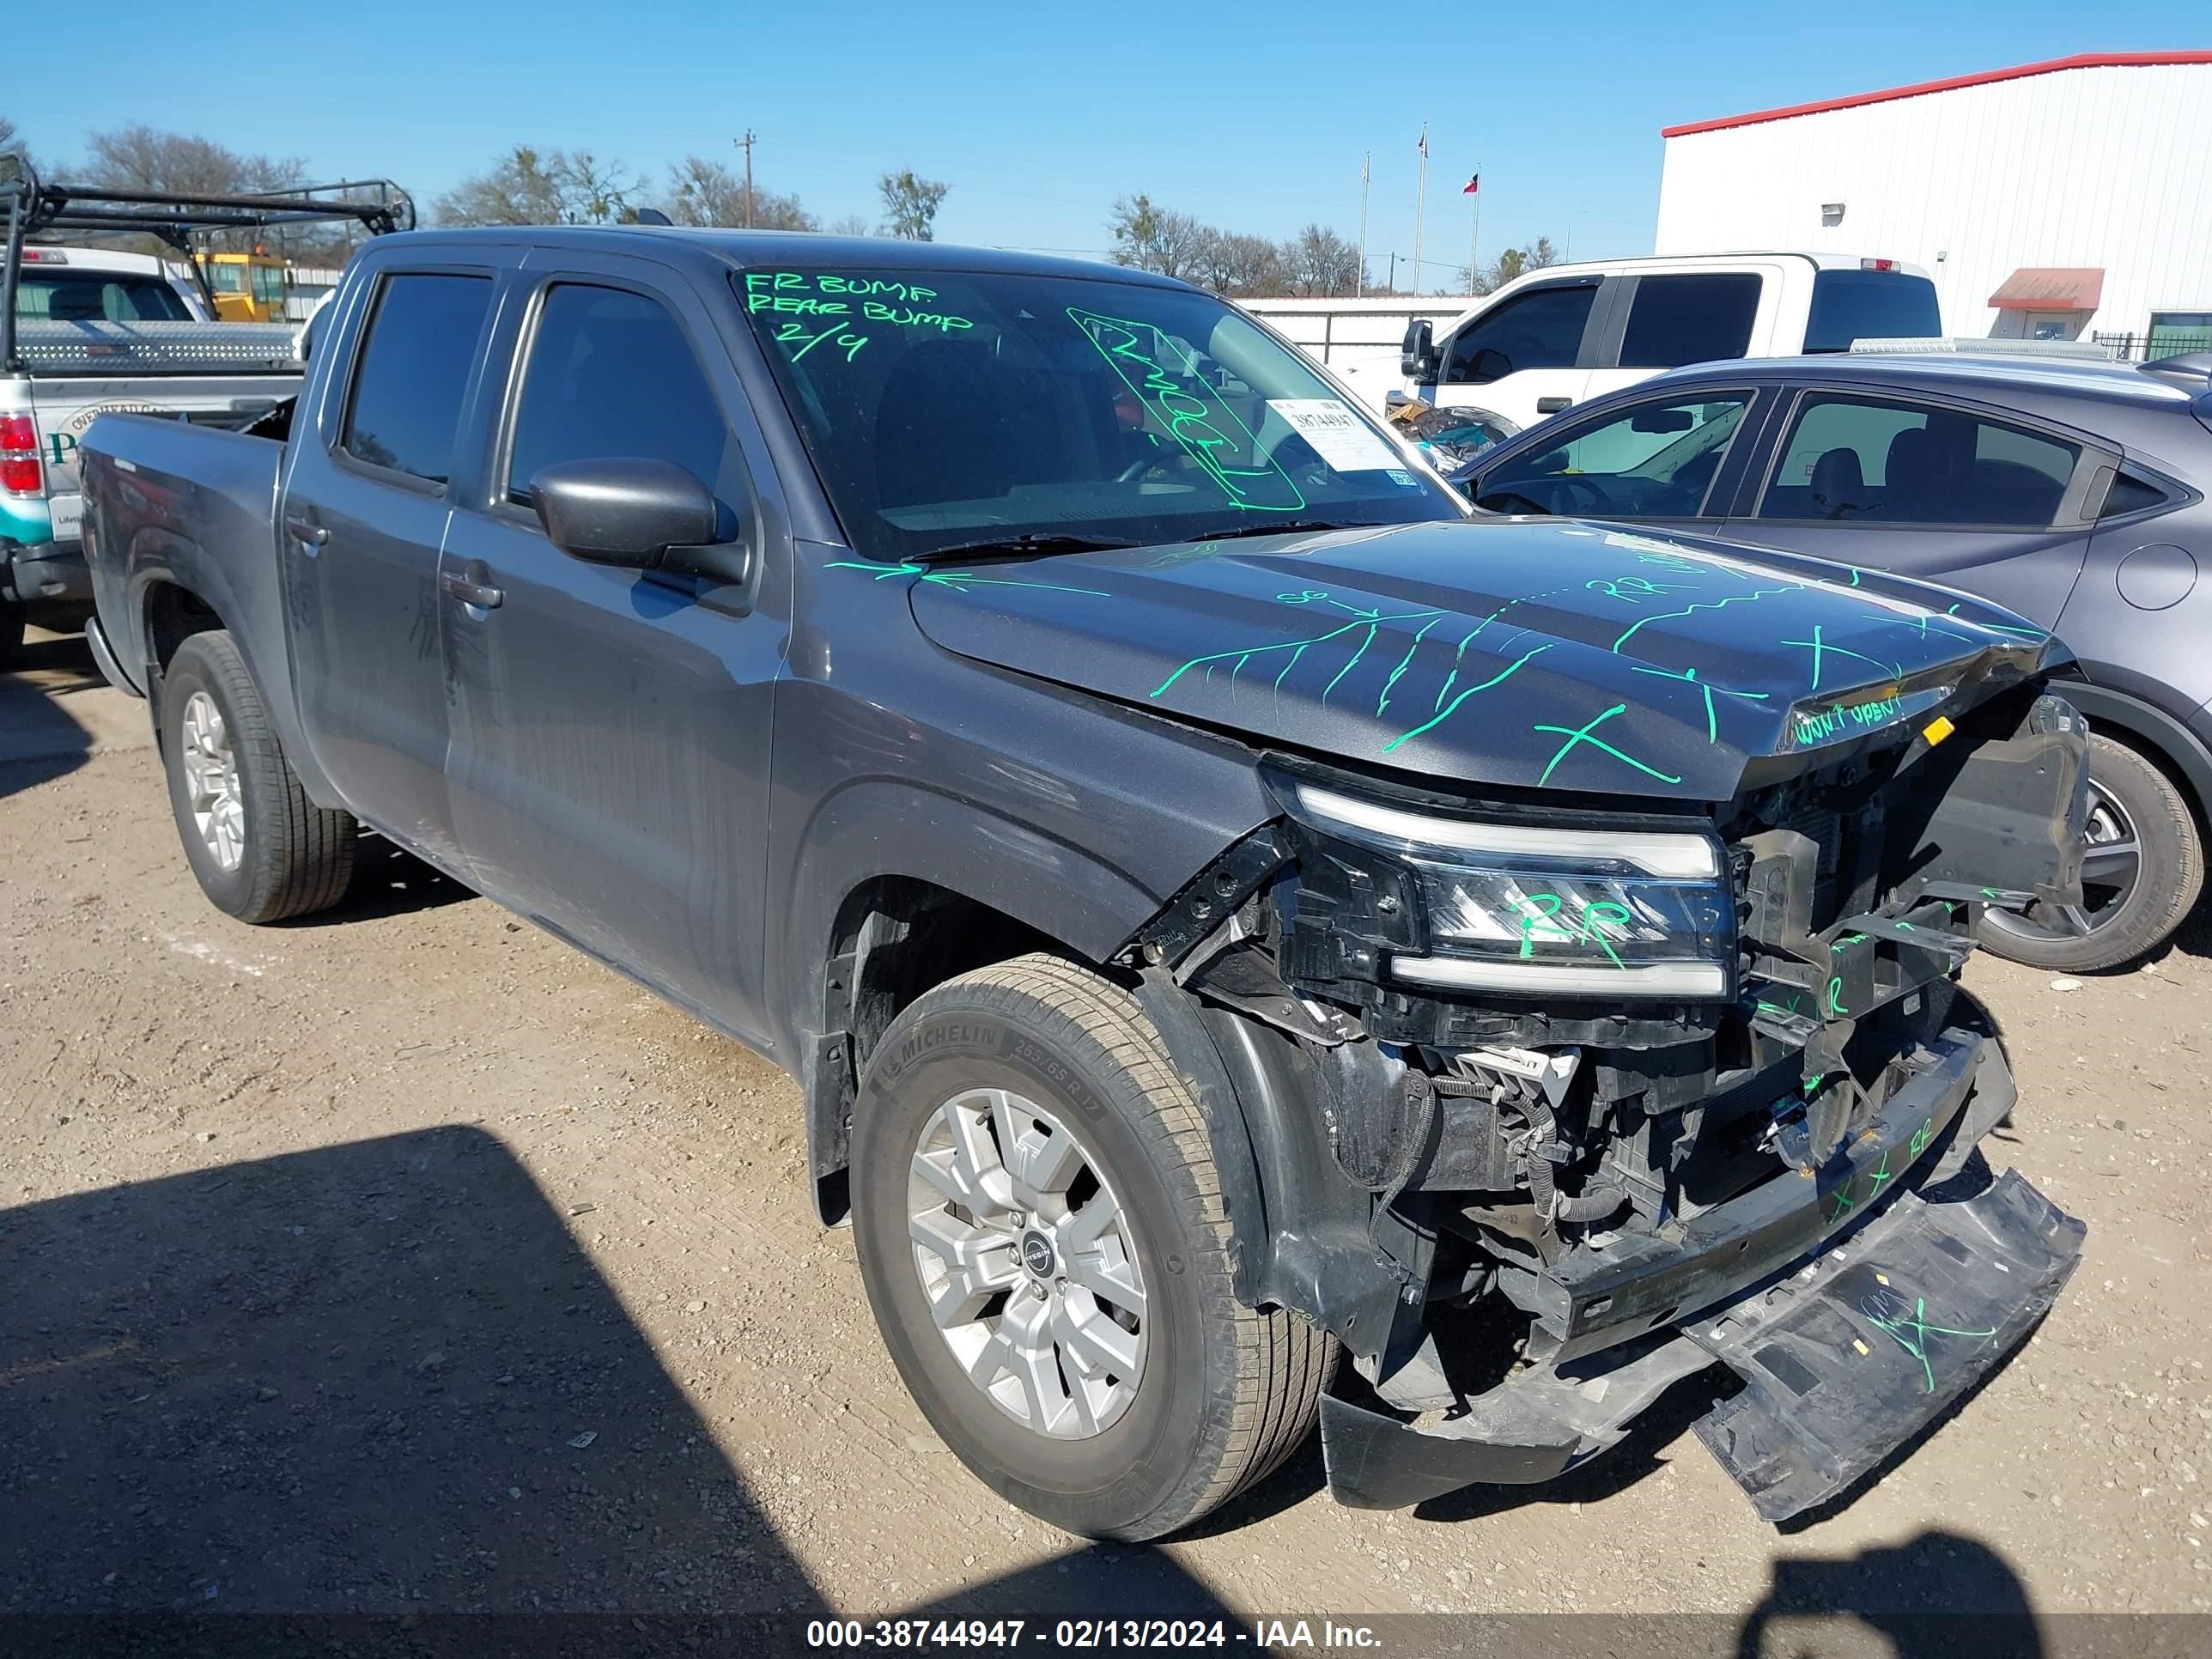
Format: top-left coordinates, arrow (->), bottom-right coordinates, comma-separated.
9,3 -> 2204,286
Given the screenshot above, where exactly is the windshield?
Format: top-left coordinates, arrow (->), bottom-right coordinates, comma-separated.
738,266 -> 1462,560
15,272 -> 194,323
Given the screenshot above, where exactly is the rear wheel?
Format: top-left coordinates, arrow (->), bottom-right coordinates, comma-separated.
1979,733 -> 2203,972
851,953 -> 1334,1540
160,629 -> 357,923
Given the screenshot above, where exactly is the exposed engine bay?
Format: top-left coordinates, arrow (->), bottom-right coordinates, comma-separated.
1128,675 -> 2093,1520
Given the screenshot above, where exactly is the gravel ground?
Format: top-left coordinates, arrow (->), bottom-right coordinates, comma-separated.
4,627 -> 2210,1640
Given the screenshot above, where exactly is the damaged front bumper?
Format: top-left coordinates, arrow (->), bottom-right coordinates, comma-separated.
1317,1031 -> 2085,1520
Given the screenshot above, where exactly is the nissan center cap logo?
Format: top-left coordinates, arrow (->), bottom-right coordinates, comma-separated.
1019,1231 -> 1056,1279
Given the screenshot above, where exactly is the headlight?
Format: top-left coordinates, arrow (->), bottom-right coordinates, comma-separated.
1280,780 -> 1735,1000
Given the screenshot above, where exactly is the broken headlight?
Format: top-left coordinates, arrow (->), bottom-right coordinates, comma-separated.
1281,780 -> 1735,999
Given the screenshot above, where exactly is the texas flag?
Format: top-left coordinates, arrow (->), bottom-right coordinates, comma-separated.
1462,173 -> 1480,195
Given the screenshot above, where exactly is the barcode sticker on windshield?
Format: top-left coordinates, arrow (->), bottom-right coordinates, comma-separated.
1265,399 -> 1401,474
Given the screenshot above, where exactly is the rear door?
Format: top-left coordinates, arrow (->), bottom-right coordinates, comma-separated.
1423,275 -> 1606,429
437,249 -> 788,1044
279,261 -> 505,871
1578,270 -> 1768,407
1720,385 -> 2111,627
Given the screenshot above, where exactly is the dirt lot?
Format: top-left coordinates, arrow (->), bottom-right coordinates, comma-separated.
5,625 -> 2212,1641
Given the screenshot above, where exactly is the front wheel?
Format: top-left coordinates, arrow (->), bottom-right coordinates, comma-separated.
1978,732 -> 2204,972
851,954 -> 1334,1540
160,629 -> 358,923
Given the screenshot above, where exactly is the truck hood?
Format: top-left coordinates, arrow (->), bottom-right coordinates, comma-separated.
875,520 -> 2061,801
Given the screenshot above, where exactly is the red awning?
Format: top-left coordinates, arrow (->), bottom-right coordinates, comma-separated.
1988,267 -> 2105,310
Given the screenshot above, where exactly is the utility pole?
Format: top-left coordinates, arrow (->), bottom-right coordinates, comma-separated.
732,131 -> 757,229
1357,151 -> 1370,300
1388,251 -> 1397,293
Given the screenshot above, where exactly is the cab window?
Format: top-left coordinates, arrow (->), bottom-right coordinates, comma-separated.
506,283 -> 736,508
1474,393 -> 1750,518
1757,393 -> 2079,526
1441,283 -> 1597,385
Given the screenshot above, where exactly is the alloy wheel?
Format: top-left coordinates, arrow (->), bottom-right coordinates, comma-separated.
179,690 -> 246,872
906,1087 -> 1146,1439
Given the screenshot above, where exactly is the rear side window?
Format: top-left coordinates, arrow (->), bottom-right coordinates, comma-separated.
1443,283 -> 1596,383
1618,274 -> 1760,368
2099,471 -> 2172,520
1803,270 -> 1941,352
15,273 -> 192,323
506,284 -> 734,504
341,273 -> 494,484
1758,393 -> 2079,526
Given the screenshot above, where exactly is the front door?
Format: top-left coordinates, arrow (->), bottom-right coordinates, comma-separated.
281,264 -> 501,872
439,257 -> 787,1044
1424,276 -> 1602,430
1721,386 -> 2108,629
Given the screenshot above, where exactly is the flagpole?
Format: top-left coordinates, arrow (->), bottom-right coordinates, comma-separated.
1413,123 -> 1428,295
1358,151 -> 1370,300
1468,161 -> 1481,295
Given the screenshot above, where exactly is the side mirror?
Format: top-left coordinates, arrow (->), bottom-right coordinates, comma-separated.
531,457 -> 722,569
1401,319 -> 1437,381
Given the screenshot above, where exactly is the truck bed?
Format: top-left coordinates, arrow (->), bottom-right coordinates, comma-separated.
78,414 -> 313,788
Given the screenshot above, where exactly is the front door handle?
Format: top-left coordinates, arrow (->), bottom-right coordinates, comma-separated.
1535,397 -> 1574,414
440,568 -> 503,609
283,514 -> 326,546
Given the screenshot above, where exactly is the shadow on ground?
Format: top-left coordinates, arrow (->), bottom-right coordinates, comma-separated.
1735,1530 -> 2044,1656
299,833 -> 480,926
0,1127 -> 1235,1656
0,630 -> 97,799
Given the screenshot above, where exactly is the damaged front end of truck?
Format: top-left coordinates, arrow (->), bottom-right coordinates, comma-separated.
1126,659 -> 2092,1523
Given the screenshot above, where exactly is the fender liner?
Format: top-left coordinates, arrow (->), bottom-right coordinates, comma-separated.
2061,674 -> 2212,824
1133,967 -> 1407,1356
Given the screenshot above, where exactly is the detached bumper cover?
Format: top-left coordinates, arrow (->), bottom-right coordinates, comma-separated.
1320,1033 -> 2085,1520
1686,1164 -> 2081,1521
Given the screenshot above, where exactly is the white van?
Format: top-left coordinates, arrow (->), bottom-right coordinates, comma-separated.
1341,252 -> 1941,432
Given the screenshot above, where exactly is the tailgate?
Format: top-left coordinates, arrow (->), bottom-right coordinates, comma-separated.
29,372 -> 300,503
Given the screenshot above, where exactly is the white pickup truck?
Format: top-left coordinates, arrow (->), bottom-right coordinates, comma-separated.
0,155 -> 403,662
1324,252 -> 1942,433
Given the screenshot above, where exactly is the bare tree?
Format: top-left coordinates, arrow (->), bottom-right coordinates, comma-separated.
1282,223 -> 1363,297
1191,230 -> 1291,298
562,151 -> 641,226
0,113 -> 30,173
664,155 -> 816,231
878,170 -> 948,240
434,147 -> 570,226
827,213 -> 873,239
84,124 -> 307,199
1107,194 -> 1210,281
1471,235 -> 1563,295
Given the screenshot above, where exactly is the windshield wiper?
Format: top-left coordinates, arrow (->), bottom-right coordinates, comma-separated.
910,532 -> 1139,564
1182,519 -> 1386,543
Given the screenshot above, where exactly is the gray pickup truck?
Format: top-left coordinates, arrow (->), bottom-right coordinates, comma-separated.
79,226 -> 2091,1540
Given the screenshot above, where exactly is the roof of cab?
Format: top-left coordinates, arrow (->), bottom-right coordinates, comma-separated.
364,225 -> 1194,289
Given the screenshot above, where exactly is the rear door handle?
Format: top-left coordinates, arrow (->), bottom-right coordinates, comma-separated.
1535,397 -> 1574,414
440,568 -> 503,609
283,514 -> 326,546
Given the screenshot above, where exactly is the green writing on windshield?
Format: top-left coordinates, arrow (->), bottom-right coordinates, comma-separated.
744,271 -> 977,359
1066,307 -> 1304,514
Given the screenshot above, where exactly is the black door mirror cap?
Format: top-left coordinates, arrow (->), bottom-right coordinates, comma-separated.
531,457 -> 723,569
